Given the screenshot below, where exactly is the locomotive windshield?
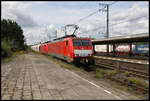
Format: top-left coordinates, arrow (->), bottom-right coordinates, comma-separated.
73,39 -> 91,46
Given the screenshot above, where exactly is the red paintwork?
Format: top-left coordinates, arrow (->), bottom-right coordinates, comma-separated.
40,44 -> 49,54
39,37 -> 94,63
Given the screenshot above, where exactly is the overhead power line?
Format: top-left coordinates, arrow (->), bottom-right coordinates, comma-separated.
74,10 -> 99,24
76,1 -> 118,34
74,6 -> 107,24
109,1 -> 118,5
78,15 -> 147,35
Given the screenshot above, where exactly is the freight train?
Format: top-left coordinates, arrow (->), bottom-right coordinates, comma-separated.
32,35 -> 94,65
31,44 -> 41,52
95,44 -> 149,57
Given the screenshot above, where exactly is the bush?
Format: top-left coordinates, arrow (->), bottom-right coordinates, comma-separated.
1,40 -> 13,59
128,77 -> 149,89
125,86 -> 133,91
1,19 -> 27,52
95,68 -> 107,78
125,71 -> 131,77
123,77 -> 132,86
107,69 -> 118,77
95,73 -> 104,78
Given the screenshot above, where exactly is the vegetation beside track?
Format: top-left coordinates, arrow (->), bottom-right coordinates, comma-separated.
2,48 -> 32,64
95,68 -> 149,99
1,19 -> 32,64
95,68 -> 149,90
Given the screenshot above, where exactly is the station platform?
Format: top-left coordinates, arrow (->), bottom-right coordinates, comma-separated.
94,55 -> 149,65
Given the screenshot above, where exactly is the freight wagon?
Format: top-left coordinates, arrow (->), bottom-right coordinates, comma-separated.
135,44 -> 149,56
95,44 -> 149,57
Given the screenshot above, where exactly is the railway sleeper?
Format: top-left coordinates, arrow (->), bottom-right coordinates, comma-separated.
120,70 -> 149,80
95,61 -> 116,66
95,61 -> 114,65
95,63 -> 116,70
120,63 -> 149,71
104,75 -> 148,94
94,62 -> 149,80
132,84 -> 149,94
120,67 -> 149,76
96,62 -> 149,76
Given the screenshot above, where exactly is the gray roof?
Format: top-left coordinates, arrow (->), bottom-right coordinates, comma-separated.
92,33 -> 149,44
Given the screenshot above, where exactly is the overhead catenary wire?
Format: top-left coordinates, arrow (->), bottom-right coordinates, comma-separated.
73,6 -> 107,24
77,1 -> 118,34
63,1 -> 118,38
109,1 -> 118,5
38,1 -> 118,45
78,0 -> 147,35
78,15 -> 147,35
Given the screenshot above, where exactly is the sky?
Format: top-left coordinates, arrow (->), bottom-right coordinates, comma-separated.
1,1 -> 149,45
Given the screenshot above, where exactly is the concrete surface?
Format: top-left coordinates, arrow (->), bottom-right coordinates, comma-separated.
1,52 -> 139,100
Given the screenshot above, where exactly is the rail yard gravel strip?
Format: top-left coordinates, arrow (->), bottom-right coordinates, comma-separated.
1,52 -> 139,100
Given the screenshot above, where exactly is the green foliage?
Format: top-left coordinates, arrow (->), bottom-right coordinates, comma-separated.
123,77 -> 132,86
107,69 -> 118,77
95,68 -> 107,78
1,40 -> 13,59
24,44 -> 32,52
1,19 -> 24,43
128,77 -> 149,89
95,72 -> 104,78
122,76 -> 149,89
125,71 -> 131,77
1,19 -> 29,59
125,86 -> 133,91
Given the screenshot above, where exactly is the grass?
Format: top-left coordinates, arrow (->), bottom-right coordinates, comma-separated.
107,69 -> 118,77
128,77 -> 149,89
2,51 -> 28,64
124,71 -> 131,77
93,67 -> 149,99
95,68 -> 107,78
95,68 -> 118,78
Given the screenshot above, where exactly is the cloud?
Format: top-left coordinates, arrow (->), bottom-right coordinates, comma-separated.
2,2 -> 148,44
23,24 -> 62,45
2,2 -> 38,28
13,10 -> 38,27
77,3 -> 148,38
23,26 -> 48,45
49,24 -> 55,29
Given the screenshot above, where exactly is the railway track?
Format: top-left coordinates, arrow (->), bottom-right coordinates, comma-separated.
82,64 -> 149,94
104,75 -> 149,94
87,64 -> 149,94
94,56 -> 149,80
95,52 -> 149,60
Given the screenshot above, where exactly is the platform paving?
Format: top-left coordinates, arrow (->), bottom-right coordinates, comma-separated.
1,52 -> 139,100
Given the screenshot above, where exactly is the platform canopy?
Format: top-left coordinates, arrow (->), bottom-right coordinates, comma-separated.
92,33 -> 149,45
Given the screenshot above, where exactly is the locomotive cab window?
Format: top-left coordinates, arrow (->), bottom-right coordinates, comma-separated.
73,39 -> 91,46
73,39 -> 82,46
82,40 -> 91,46
66,41 -> 68,46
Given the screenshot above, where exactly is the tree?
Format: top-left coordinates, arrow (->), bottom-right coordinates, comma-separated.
1,19 -> 27,58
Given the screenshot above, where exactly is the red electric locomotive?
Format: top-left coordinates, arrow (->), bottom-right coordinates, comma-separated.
39,43 -> 49,54
39,35 -> 94,65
